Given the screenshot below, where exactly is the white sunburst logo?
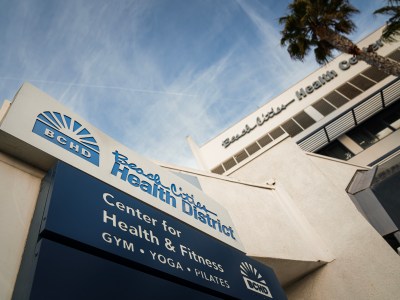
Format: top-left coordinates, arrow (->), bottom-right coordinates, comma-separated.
32,111 -> 100,166
240,262 -> 272,298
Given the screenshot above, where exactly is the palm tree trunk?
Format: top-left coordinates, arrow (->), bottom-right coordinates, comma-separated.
356,51 -> 400,76
315,27 -> 400,77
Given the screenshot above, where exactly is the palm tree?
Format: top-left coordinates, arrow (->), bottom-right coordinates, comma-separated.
279,0 -> 400,76
374,0 -> 400,42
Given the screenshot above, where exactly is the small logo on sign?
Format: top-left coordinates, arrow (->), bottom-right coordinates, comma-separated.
240,262 -> 272,298
32,111 -> 100,166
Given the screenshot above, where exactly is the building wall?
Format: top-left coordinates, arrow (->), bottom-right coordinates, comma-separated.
306,152 -> 369,190
160,165 -> 332,287
0,152 -> 44,300
196,179 -> 329,262
228,137 -> 400,299
199,178 -> 335,286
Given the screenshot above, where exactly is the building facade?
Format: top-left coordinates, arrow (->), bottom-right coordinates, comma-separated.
1,27 -> 400,300
189,26 -> 400,251
186,26 -> 400,298
190,28 -> 400,174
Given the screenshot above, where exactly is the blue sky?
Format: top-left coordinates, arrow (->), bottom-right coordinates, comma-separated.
0,0 -> 388,168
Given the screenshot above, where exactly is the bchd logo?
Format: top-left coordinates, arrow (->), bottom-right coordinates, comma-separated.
32,111 -> 100,166
240,262 -> 272,298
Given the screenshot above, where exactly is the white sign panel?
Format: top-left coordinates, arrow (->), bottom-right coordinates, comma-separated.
0,83 -> 244,251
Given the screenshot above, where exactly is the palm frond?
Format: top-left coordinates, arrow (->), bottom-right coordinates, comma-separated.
279,0 -> 358,64
374,1 -> 400,42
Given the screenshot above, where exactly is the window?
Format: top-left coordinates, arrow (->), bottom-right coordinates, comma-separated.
387,49 -> 400,62
222,157 -> 236,171
347,101 -> 400,150
382,111 -> 400,130
347,119 -> 394,150
257,134 -> 272,147
211,165 -> 224,175
336,83 -> 362,99
312,99 -> 336,116
269,127 -> 285,139
293,111 -> 316,129
349,75 -> 375,91
347,126 -> 379,149
246,142 -> 261,155
281,119 -> 303,137
381,101 -> 400,130
324,91 -> 349,108
361,66 -> 389,82
317,140 -> 354,160
234,150 -> 249,163
364,119 -> 393,140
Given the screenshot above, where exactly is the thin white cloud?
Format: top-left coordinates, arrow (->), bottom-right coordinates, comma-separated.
0,0 -> 389,169
0,77 -> 197,97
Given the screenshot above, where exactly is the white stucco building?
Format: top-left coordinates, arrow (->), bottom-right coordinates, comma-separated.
1,26 -> 400,299
184,26 -> 400,298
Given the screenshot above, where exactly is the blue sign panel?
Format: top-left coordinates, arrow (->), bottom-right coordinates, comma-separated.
40,162 -> 286,299
30,238 -> 224,300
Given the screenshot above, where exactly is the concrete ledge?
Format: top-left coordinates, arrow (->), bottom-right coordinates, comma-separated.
251,256 -> 329,288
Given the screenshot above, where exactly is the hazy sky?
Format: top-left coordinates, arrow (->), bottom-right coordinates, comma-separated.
0,0 -> 388,168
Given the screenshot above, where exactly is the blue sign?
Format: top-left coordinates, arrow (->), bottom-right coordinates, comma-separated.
30,238 -> 225,299
32,111 -> 100,166
110,150 -> 237,242
40,162 -> 286,299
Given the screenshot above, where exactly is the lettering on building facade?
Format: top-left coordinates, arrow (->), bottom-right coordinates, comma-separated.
222,99 -> 295,148
220,38 -> 385,149
295,70 -> 338,100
